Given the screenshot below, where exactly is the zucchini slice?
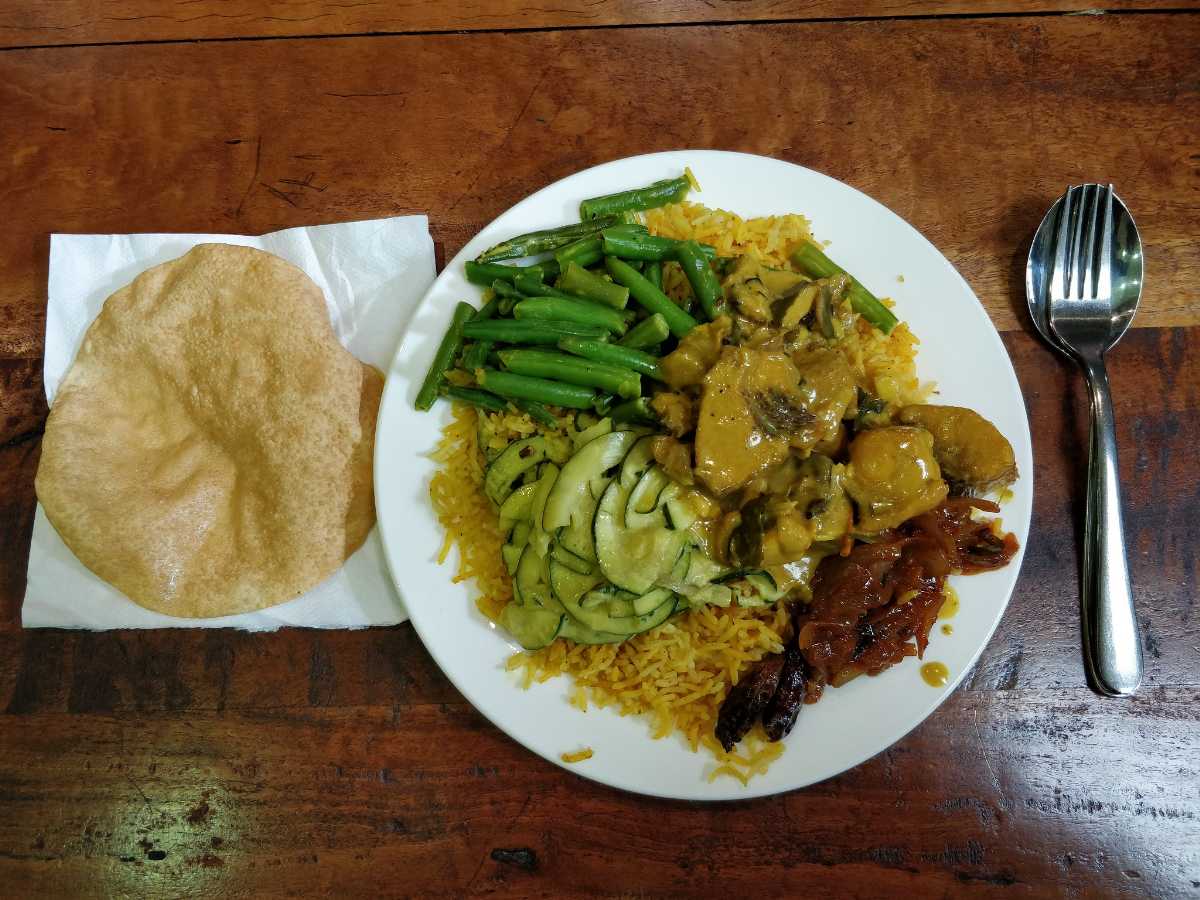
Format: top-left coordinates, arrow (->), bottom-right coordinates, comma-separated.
548,557 -> 605,608
498,482 -> 539,534
543,430 -> 640,560
499,602 -> 564,650
551,542 -> 594,575
485,436 -> 547,506
559,617 -> 626,645
594,440 -> 690,595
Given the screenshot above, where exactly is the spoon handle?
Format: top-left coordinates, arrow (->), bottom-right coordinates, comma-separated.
1080,355 -> 1143,695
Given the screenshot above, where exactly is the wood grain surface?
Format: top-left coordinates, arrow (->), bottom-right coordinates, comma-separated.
0,6 -> 1198,898
1,13 -> 1197,363
0,1 -> 1190,49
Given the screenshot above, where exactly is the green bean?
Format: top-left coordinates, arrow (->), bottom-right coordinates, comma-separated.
555,235 -> 604,271
499,349 -> 641,399
465,260 -> 543,286
618,313 -> 670,349
441,385 -> 507,413
514,296 -> 628,335
539,258 -> 561,281
415,301 -> 476,411
511,398 -> 560,429
558,261 -> 630,309
478,368 -> 596,409
610,397 -> 659,426
644,260 -> 663,291
791,242 -> 899,334
477,214 -> 623,263
601,229 -> 717,263
513,269 -> 548,297
580,175 -> 693,220
460,341 -> 489,371
475,295 -> 500,321
556,337 -> 661,381
674,239 -> 725,320
491,279 -> 523,315
604,256 -> 698,338
462,319 -> 611,345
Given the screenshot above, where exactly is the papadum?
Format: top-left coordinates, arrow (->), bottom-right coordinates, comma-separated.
36,243 -> 383,617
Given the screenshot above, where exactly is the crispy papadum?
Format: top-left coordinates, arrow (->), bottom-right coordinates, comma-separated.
36,243 -> 383,617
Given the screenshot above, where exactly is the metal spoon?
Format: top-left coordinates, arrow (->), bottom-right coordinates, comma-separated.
1026,184 -> 1144,696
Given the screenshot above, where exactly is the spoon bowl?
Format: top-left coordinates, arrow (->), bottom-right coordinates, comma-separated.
1026,187 -> 1144,357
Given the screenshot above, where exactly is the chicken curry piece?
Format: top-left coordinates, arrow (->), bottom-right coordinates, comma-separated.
897,404 -> 1018,492
693,346 -> 799,496
844,426 -> 949,532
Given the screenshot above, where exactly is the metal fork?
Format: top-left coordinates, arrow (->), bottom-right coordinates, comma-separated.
1044,184 -> 1144,696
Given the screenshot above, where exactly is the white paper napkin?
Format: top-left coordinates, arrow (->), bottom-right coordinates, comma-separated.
24,217 -> 436,630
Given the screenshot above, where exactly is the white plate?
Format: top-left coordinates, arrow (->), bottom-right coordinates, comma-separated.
374,151 -> 1032,800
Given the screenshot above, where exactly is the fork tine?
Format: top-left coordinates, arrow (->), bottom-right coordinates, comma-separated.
1080,183 -> 1099,300
1068,184 -> 1089,298
1096,184 -> 1114,300
1050,186 -> 1076,301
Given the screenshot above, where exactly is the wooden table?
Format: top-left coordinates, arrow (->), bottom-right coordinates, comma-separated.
2,3 -> 1198,896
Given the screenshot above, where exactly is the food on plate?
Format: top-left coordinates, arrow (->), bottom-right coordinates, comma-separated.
37,244 -> 382,618
422,174 -> 1019,781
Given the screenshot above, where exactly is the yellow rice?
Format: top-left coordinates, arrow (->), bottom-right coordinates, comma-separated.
429,203 -> 924,784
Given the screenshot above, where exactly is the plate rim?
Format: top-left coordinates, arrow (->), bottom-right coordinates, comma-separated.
374,149 -> 1033,801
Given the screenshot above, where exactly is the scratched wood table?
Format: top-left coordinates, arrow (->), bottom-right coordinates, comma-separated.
1,3 -> 1198,897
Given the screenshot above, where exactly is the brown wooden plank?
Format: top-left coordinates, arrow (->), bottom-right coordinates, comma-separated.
0,1 -> 1191,50
0,691 -> 1195,897
1,14 -> 1197,360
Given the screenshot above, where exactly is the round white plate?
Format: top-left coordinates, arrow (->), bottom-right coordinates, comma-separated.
374,151 -> 1032,800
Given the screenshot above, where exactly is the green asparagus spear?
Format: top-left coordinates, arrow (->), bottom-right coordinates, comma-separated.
499,349 -> 641,399
415,301 -> 476,411
556,337 -> 662,381
477,215 -> 623,263
513,296 -> 628,335
791,242 -> 899,334
604,256 -> 698,338
580,174 -> 694,220
558,261 -> 630,309
478,368 -> 596,409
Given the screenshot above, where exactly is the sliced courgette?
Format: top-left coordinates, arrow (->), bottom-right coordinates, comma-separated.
498,482 -> 538,534
663,493 -> 700,531
543,430 -> 640,560
528,463 -> 559,558
548,557 -> 605,608
550,542 -> 594,575
572,416 -> 613,451
485,436 -> 547,507
514,545 -> 559,612
501,543 -> 524,575
559,617 -> 626,645
624,466 -> 675,530
563,592 -> 678,636
499,602 -> 564,650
